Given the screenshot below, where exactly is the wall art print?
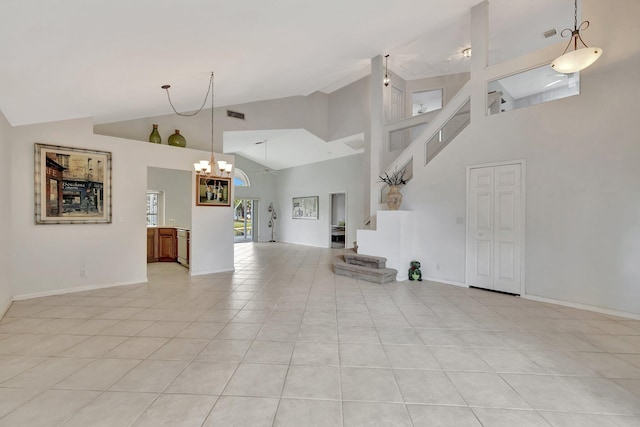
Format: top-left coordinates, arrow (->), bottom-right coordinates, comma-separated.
292,196 -> 319,219
196,176 -> 231,206
34,143 -> 112,224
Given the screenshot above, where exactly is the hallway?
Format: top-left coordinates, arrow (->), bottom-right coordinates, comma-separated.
0,242 -> 639,426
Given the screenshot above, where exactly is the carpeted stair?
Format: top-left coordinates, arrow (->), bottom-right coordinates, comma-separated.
333,249 -> 397,284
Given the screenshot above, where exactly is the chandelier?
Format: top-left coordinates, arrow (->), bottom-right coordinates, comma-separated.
551,0 -> 603,74
161,72 -> 232,178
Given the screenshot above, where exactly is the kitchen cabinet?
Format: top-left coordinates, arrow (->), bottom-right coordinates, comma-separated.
147,227 -> 179,263
158,228 -> 177,261
147,228 -> 158,262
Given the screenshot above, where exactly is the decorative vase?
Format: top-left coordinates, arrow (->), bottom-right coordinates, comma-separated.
168,129 -> 186,147
148,124 -> 161,144
386,185 -> 403,210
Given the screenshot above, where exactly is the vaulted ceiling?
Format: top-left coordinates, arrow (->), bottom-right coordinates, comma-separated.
0,0 -> 573,127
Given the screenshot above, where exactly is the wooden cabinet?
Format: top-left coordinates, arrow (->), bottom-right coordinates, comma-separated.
147,227 -> 178,263
158,228 -> 177,261
147,228 -> 158,263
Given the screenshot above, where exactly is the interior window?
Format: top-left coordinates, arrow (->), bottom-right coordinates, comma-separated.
412,89 -> 443,116
487,64 -> 580,115
234,168 -> 250,187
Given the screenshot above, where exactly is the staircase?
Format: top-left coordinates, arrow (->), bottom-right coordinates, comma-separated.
333,249 -> 397,284
381,80 -> 472,185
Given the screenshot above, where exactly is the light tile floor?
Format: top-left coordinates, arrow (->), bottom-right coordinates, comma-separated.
1,242 -> 640,426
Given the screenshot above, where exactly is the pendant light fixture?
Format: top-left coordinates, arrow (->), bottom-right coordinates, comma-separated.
161,72 -> 233,178
383,54 -> 391,87
551,0 -> 603,74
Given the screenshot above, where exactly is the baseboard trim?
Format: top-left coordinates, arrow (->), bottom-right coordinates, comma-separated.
280,240 -> 328,249
0,298 -> 13,319
13,278 -> 147,301
190,267 -> 234,276
522,293 -> 640,321
421,276 -> 468,288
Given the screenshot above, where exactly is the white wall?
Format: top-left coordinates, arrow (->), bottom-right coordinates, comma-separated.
233,155 -> 277,242
95,78 -> 373,154
277,154 -> 365,248
94,93 -> 331,153
0,110 -> 12,314
147,167 -> 192,228
10,118 -> 234,298
400,0 -> 640,316
328,76 -> 370,141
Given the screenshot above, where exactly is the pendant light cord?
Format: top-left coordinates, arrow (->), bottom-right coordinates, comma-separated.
161,72 -> 216,154
210,72 -> 215,154
162,72 -> 214,118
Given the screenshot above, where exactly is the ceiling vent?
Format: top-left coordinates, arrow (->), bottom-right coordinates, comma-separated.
543,29 -> 557,39
227,110 -> 245,120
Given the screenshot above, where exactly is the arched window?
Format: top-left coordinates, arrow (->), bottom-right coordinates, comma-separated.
234,168 -> 250,187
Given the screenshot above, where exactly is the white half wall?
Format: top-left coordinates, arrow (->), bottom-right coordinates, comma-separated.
0,110 -> 12,314
277,154 -> 365,248
10,118 -> 234,298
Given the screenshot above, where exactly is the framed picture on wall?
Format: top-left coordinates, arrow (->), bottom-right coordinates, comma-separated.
34,143 -> 112,224
196,176 -> 231,206
292,196 -> 319,219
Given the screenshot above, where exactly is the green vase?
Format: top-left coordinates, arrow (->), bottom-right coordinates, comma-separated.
168,129 -> 186,147
148,124 -> 161,144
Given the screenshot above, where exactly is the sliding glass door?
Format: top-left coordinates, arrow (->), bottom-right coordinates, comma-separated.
234,199 -> 255,242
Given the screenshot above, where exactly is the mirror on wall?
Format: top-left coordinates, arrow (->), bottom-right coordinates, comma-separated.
487,64 -> 580,115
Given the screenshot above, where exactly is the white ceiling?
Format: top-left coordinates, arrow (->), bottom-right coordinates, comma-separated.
0,0 -> 574,128
0,0 -> 577,171
224,130 -> 365,171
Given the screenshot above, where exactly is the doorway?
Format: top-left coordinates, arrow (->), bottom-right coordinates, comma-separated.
234,199 -> 257,243
329,193 -> 346,249
466,162 -> 524,295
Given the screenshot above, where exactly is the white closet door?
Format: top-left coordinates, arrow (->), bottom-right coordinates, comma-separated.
467,167 -> 495,289
492,164 -> 521,294
467,163 -> 522,294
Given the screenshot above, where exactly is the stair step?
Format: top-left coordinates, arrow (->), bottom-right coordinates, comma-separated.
343,249 -> 387,269
333,255 -> 397,284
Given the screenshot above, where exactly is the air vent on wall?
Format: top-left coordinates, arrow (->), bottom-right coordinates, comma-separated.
227,110 -> 245,120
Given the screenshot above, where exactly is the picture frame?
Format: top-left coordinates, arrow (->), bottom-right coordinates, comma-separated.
292,196 -> 319,219
196,176 -> 231,206
34,143 -> 112,224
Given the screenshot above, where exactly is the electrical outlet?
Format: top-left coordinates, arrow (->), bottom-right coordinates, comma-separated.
436,263 -> 440,271
80,269 -> 86,277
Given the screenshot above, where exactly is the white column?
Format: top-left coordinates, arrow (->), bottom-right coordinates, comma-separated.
470,1 -> 489,122
369,55 -> 385,217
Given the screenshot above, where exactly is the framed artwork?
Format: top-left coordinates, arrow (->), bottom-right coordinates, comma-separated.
34,143 -> 112,224
196,176 -> 231,206
292,196 -> 319,219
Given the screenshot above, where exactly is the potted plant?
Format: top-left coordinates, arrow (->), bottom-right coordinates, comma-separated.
378,167 -> 407,210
